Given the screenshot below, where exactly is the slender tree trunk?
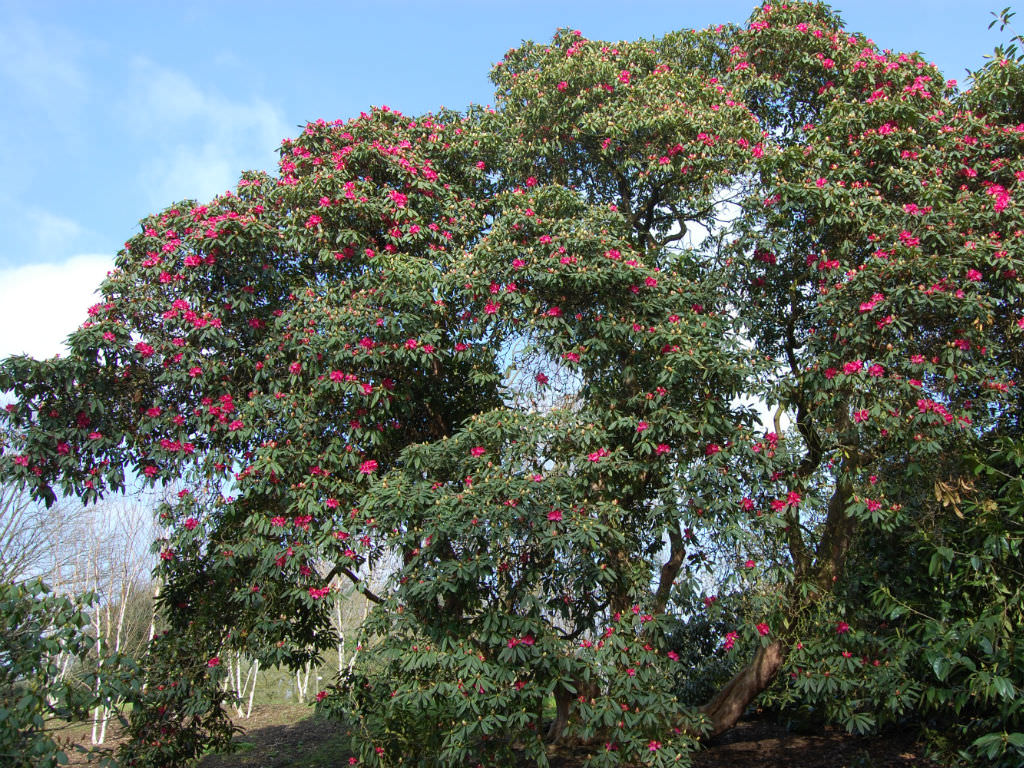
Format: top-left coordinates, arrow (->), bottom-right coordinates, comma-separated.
246,660 -> 259,718
296,661 -> 313,703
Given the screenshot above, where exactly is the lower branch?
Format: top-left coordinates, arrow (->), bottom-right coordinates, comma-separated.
698,640 -> 785,737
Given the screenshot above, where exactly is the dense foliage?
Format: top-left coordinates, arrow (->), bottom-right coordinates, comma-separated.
0,581 -> 108,767
2,3 -> 1022,766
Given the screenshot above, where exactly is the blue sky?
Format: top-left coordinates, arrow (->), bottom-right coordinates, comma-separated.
0,0 -> 1010,359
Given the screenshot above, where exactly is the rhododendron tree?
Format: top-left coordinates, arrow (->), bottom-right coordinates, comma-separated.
2,3 -> 1022,767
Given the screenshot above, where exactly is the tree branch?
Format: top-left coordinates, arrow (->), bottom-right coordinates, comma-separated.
326,563 -> 384,605
653,525 -> 686,613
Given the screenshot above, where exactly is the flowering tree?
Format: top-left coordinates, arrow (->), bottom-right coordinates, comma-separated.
2,3 -> 1022,766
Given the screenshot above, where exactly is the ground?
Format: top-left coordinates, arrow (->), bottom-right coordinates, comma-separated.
60,707 -> 940,767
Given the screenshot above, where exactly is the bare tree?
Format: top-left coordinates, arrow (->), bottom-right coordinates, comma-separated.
0,484 -> 80,585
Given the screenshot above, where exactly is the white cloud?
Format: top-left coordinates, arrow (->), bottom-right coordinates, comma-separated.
0,254 -> 113,360
120,58 -> 289,207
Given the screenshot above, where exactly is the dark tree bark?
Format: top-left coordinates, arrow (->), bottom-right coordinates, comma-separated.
699,640 -> 785,737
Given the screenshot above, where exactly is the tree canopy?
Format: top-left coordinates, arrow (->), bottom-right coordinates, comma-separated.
2,3 -> 1023,766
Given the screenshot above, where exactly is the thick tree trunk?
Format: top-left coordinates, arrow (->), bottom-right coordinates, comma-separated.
699,640 -> 784,737
545,687 -> 572,743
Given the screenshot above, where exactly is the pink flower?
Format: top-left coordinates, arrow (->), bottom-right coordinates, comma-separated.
757,623 -> 771,636
744,559 -> 755,569
655,443 -> 670,455
184,517 -> 199,530
868,364 -> 885,377
636,421 -> 649,432
557,81 -> 568,91
966,268 -> 982,281
207,657 -> 220,667
359,460 -> 378,474
853,409 -> 869,423
535,372 -> 549,385
648,740 -> 661,751
667,651 -> 679,661
618,70 -> 631,84
706,443 -> 721,456
484,301 -> 499,314
836,621 -> 850,634
723,632 -> 739,650
547,509 -> 563,522
842,360 -> 863,375
470,446 -> 486,457
289,361 -> 302,374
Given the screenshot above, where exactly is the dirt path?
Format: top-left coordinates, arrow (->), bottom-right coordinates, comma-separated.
62,708 -> 938,767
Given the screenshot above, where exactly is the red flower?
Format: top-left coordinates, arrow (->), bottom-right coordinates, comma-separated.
359,460 -> 378,474
757,623 -> 771,636
207,657 -> 220,667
